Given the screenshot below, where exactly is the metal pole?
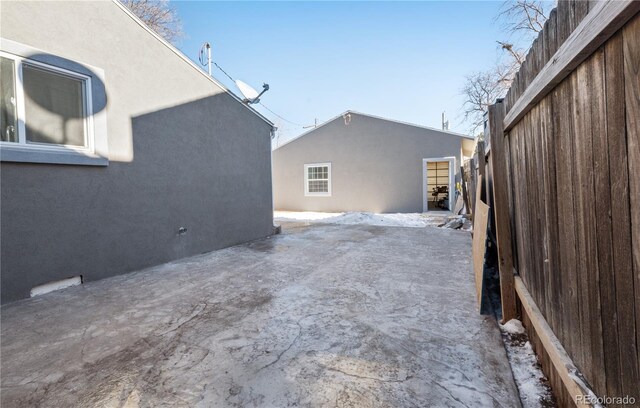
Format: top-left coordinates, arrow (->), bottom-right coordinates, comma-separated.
206,44 -> 212,76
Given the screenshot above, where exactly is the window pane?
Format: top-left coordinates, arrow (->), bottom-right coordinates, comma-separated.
308,180 -> 328,193
23,64 -> 86,147
0,57 -> 18,143
308,166 -> 330,181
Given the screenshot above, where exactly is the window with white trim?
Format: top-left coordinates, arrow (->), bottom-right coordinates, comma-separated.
304,163 -> 331,196
1,52 -> 94,154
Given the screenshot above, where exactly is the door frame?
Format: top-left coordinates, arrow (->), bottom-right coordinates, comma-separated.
422,157 -> 456,212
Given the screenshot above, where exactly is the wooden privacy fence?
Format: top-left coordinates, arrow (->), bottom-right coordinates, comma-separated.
484,1 -> 640,406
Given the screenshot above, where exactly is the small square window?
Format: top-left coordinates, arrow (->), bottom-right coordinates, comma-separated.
304,163 -> 331,196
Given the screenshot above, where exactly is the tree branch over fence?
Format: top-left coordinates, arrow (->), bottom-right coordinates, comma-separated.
497,0 -> 549,34
460,0 -> 549,133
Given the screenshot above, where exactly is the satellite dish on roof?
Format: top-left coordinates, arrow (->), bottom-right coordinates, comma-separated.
236,80 -> 259,100
235,79 -> 269,104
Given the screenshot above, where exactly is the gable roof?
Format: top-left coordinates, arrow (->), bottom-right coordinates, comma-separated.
112,0 -> 274,128
275,110 -> 473,149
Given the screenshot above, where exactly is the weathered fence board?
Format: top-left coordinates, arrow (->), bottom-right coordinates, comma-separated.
572,58 -> 594,390
540,92 -> 561,348
473,177 -> 490,308
622,14 -> 640,396
596,32 -> 623,402
487,102 -> 516,323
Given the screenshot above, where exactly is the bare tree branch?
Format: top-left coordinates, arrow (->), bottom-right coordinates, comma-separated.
497,41 -> 526,66
497,0 -> 550,35
461,70 -> 509,133
121,0 -> 183,44
460,0 -> 550,133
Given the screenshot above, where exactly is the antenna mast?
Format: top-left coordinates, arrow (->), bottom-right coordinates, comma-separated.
442,112 -> 449,131
199,42 -> 212,76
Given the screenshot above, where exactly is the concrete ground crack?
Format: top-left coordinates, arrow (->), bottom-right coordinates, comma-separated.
325,366 -> 413,383
157,302 -> 208,336
432,381 -> 470,408
257,312 -> 326,371
79,326 -> 90,363
355,318 -> 474,383
258,329 -> 301,371
387,302 -> 421,315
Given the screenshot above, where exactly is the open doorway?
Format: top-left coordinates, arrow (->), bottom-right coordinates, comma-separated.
423,157 -> 455,212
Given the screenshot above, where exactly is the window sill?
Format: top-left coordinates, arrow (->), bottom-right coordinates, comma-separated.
0,145 -> 108,166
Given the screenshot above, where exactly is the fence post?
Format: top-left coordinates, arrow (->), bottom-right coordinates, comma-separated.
460,165 -> 470,214
488,101 -> 517,323
476,141 -> 486,203
469,157 -> 477,218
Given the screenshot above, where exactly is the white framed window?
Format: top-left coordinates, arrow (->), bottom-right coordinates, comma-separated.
304,163 -> 331,197
1,52 -> 92,150
0,40 -> 107,166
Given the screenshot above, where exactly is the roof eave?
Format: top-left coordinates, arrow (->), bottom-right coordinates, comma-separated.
274,110 -> 473,149
112,0 -> 274,128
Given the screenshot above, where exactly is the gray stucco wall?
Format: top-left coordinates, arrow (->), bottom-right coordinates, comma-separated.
273,113 -> 465,213
0,1 -> 274,303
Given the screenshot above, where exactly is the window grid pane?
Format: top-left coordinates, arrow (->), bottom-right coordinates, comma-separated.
308,180 -> 328,193
308,166 -> 328,181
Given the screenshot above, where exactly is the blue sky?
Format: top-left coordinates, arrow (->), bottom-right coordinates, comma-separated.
173,1 -> 523,144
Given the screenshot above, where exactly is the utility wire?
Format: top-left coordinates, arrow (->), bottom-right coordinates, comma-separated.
258,102 -> 307,128
205,57 -> 312,129
214,62 -> 235,82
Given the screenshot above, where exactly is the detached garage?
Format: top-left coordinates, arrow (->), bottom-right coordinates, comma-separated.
273,111 -> 475,213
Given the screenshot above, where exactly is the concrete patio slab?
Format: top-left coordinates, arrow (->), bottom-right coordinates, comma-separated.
1,222 -> 520,407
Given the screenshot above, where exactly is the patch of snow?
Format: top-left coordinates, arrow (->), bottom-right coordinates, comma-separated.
274,211 -> 448,228
274,211 -> 345,221
500,319 -> 556,408
500,318 -> 526,335
30,276 -> 82,297
438,215 -> 473,231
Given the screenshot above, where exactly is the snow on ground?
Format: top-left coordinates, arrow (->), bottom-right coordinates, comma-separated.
501,318 -> 526,335
274,211 -> 449,228
274,211 -> 345,221
500,319 -> 556,408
